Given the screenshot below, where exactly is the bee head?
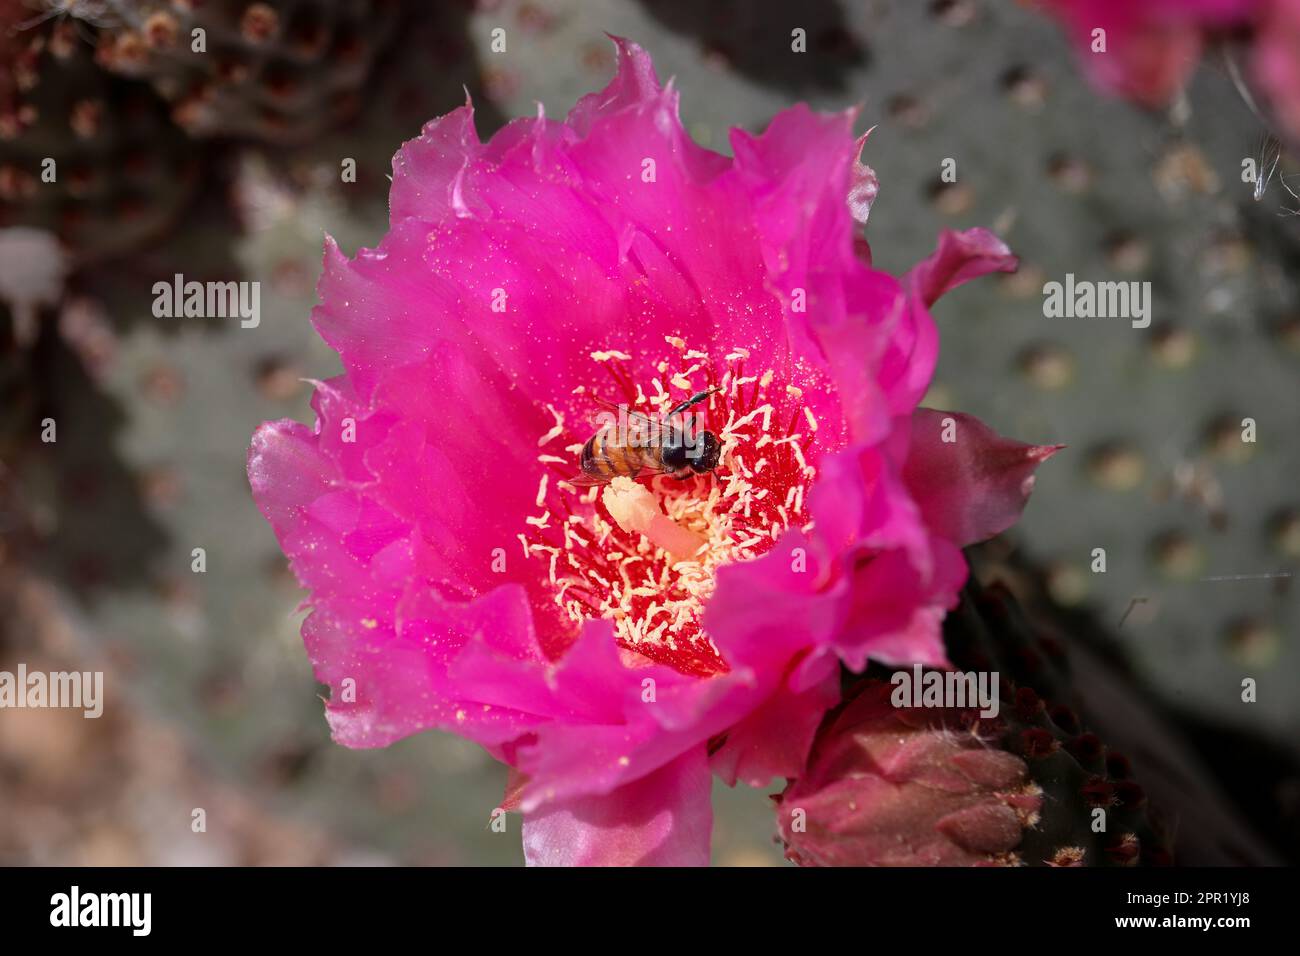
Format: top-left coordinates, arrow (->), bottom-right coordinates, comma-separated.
689,430 -> 721,473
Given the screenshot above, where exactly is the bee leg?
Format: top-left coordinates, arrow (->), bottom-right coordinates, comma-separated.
666,385 -> 722,418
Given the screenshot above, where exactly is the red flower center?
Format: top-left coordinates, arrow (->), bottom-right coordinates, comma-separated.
523,336 -> 819,678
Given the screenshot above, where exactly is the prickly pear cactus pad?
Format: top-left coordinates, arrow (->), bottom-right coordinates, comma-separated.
0,0 -> 1295,873
0,7 -> 202,263
95,0 -> 404,144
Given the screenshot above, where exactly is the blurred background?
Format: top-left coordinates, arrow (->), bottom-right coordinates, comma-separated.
1,0 -> 1297,866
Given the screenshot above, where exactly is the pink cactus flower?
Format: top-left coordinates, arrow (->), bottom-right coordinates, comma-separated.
1039,0 -> 1256,105
1041,0 -> 1300,146
1255,0 -> 1300,141
248,39 -> 1057,866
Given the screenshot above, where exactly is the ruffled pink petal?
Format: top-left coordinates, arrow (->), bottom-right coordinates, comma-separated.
521,747 -> 713,866
710,653 -> 841,787
502,629 -> 768,811
706,439 -> 962,683
387,99 -> 487,225
903,408 -> 1063,548
314,40 -> 824,430
837,534 -> 966,669
905,228 -> 1018,310
250,410 -> 599,750
871,227 -> 1015,428
808,442 -> 971,670
809,443 -> 932,581
729,104 -> 898,445
561,43 -> 795,368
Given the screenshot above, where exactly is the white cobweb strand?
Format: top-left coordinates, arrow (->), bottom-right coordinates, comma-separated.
0,227 -> 69,346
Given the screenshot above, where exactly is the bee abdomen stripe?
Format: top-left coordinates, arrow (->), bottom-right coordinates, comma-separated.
612,442 -> 631,475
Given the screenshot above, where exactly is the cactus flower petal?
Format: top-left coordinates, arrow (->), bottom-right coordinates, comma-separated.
1255,0 -> 1300,143
521,749 -> 713,866
1040,0 -> 1253,105
903,409 -> 1064,548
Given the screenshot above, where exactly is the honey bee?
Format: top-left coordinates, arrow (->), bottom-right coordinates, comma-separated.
572,387 -> 723,487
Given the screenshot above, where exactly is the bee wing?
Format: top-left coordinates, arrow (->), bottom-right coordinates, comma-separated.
588,395 -> 666,435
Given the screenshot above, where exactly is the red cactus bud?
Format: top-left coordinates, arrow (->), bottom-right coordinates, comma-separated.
777,683 -> 1043,866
